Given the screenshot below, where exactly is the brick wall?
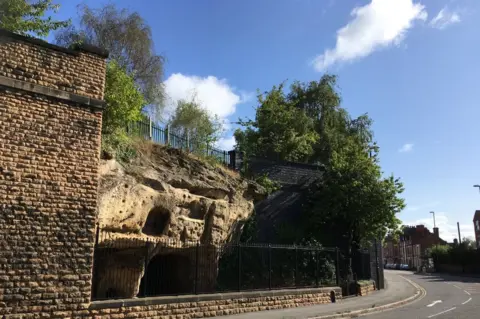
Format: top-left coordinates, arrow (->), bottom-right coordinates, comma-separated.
89,287 -> 341,319
0,29 -> 107,317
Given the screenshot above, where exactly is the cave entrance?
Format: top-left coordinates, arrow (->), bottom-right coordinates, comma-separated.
142,207 -> 170,236
138,252 -> 193,296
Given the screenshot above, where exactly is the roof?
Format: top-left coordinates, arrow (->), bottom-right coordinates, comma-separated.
473,210 -> 480,222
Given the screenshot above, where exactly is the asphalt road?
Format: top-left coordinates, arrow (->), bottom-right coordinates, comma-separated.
366,271 -> 480,319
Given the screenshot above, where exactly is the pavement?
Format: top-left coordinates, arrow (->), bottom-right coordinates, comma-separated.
215,270 -> 420,319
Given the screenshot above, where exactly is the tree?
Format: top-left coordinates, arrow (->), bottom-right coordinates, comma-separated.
101,60 -> 146,161
302,135 -> 405,277
55,4 -> 165,118
103,60 -> 146,135
0,0 -> 70,37
234,83 -> 319,163
168,98 -> 223,152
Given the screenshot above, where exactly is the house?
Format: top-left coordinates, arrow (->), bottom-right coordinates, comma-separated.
473,210 -> 480,249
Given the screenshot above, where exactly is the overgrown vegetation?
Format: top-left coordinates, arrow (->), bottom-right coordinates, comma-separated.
431,239 -> 479,269
0,0 -> 70,37
234,75 -> 405,276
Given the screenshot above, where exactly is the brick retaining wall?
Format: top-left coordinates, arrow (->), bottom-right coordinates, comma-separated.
0,29 -> 107,317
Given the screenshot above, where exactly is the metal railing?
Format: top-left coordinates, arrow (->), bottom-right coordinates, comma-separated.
91,229 -> 375,301
126,119 -> 231,166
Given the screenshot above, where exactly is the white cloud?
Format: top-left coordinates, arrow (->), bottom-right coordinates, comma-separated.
404,212 -> 474,242
429,7 -> 461,30
406,201 -> 440,212
164,73 -> 247,119
312,0 -> 427,71
216,136 -> 236,151
399,143 -> 414,153
163,73 -> 253,150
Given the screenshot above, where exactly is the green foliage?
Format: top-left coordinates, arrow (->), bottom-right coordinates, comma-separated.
235,74 -> 405,260
255,174 -> 280,195
103,60 -> 146,135
169,98 -> 223,153
55,3 -> 165,119
101,60 -> 145,162
0,0 -> 70,37
431,240 -> 479,267
234,83 -> 319,163
101,129 -> 136,163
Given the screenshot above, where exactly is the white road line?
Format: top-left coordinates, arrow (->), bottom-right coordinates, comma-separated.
464,290 -> 471,296
427,307 -> 457,318
453,284 -> 462,290
462,297 -> 472,305
427,300 -> 442,307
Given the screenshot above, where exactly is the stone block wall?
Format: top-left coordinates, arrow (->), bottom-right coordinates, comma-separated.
89,287 -> 342,319
0,29 -> 107,317
357,281 -> 376,296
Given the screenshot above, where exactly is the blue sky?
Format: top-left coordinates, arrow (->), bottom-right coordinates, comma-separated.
52,0 -> 480,241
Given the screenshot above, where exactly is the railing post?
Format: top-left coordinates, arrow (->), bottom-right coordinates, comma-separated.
238,243 -> 242,292
268,244 -> 272,290
194,242 -> 199,294
149,117 -> 153,140
166,125 -> 170,145
294,245 -> 298,288
335,247 -> 340,287
143,242 -> 150,297
315,248 -> 319,288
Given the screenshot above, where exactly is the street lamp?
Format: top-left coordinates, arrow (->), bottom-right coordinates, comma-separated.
430,211 -> 436,228
474,185 -> 480,193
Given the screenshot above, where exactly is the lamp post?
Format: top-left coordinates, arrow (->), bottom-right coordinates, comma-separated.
430,211 -> 436,229
474,185 -> 480,193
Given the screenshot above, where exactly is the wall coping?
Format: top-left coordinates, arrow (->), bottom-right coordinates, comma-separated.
0,76 -> 105,109
90,286 -> 341,310
0,28 -> 109,58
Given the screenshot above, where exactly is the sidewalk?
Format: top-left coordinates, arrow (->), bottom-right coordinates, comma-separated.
215,271 -> 418,319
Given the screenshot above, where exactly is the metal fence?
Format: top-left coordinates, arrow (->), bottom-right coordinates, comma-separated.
91,229 -> 377,301
126,120 -> 231,166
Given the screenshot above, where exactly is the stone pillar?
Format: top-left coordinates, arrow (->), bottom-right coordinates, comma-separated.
0,29 -> 107,317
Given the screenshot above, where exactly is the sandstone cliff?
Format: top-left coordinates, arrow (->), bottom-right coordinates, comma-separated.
93,145 -> 266,299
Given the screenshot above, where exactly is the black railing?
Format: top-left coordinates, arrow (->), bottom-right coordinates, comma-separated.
126,120 -> 231,167
91,230 -> 377,301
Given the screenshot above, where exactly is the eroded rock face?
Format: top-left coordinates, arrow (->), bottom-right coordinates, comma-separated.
93,146 -> 266,299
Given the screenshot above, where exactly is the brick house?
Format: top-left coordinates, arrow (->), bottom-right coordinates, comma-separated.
383,225 -> 447,262
473,210 -> 480,248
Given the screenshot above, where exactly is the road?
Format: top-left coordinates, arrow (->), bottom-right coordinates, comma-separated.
366,271 -> 480,319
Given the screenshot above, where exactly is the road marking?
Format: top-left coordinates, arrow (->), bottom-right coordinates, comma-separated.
453,284 -> 462,290
462,297 -> 472,305
427,300 -> 442,307
464,290 -> 471,296
427,307 -> 456,318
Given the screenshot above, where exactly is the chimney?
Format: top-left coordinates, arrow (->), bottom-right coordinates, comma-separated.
433,227 -> 439,239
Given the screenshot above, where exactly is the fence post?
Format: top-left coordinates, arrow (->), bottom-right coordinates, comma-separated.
187,131 -> 190,152
194,242 -> 199,294
238,243 -> 242,292
149,117 -> 153,140
223,151 -> 227,165
143,242 -> 150,297
206,143 -> 209,157
335,248 -> 340,287
294,245 -> 298,288
268,244 -> 272,290
315,248 -> 319,288
374,238 -> 380,290
166,125 -> 170,145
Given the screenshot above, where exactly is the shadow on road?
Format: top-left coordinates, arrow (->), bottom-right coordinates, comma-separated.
413,272 -> 480,284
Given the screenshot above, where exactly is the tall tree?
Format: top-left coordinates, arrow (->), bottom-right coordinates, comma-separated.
169,98 -> 223,151
234,83 -> 319,163
0,0 -> 70,37
55,4 -> 165,119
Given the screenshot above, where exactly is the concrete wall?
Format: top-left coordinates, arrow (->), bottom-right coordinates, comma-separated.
0,29 -> 107,317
